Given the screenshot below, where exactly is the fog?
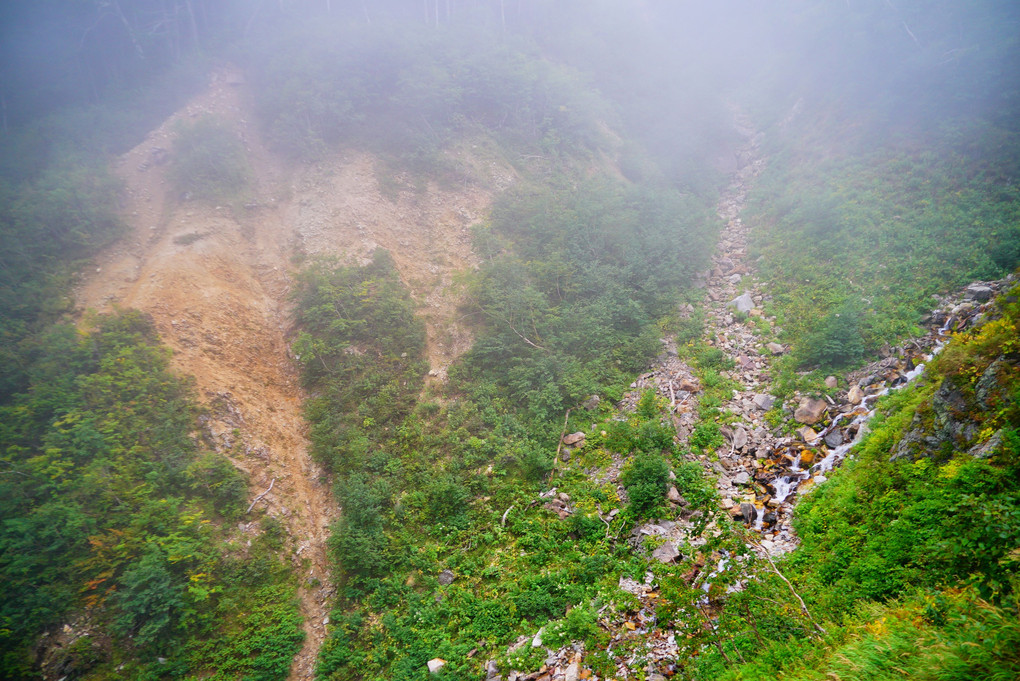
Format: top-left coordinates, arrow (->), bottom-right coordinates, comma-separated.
2,1 -> 1017,156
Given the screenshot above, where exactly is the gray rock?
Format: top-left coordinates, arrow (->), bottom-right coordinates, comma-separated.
485,660 -> 500,681
965,285 -> 994,302
581,394 -> 601,410
732,471 -> 751,485
739,502 -> 757,522
728,291 -> 755,314
824,430 -> 844,449
667,485 -> 684,504
651,542 -> 679,563
752,394 -> 776,411
968,431 -> 1002,459
438,570 -> 455,586
427,658 -> 446,674
766,342 -> 786,355
732,426 -> 748,450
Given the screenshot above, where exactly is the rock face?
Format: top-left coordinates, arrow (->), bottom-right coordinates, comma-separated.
794,397 -> 828,425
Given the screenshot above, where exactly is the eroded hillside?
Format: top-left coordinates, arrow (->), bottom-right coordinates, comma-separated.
74,66 -> 507,678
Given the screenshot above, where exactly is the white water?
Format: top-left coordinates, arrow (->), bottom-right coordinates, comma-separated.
772,314 -> 955,504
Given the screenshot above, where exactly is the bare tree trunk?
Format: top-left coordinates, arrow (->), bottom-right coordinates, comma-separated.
184,0 -> 201,50
112,0 -> 146,60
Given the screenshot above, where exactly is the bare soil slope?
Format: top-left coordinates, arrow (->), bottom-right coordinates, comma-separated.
75,66 -> 504,678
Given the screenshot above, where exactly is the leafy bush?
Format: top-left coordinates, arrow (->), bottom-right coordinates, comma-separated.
621,452 -> 670,519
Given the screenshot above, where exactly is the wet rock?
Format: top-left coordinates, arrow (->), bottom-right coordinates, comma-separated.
847,385 -> 865,405
740,502 -> 757,522
794,397 -> 827,425
438,570 -> 456,586
562,432 -> 586,446
824,430 -> 844,448
800,449 -> 817,465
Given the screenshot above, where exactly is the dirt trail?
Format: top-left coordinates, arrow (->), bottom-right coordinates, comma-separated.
75,66 -> 503,678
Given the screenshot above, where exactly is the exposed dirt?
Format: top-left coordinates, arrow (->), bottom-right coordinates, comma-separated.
74,66 -> 505,678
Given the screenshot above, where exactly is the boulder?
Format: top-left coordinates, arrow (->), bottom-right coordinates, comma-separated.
965,285 -> 994,302
438,570 -> 455,586
581,395 -> 601,410
667,486 -> 684,504
652,542 -> 680,564
732,471 -> 751,485
796,426 -> 819,442
732,426 -> 748,450
794,397 -> 827,425
847,385 -> 865,405
562,432 -> 586,446
800,449 -> 817,465
427,658 -> 447,674
739,502 -> 758,522
824,375 -> 838,389
766,342 -> 786,355
752,394 -> 776,411
677,378 -> 700,392
485,660 -> 500,681
728,291 -> 755,314
824,430 -> 844,449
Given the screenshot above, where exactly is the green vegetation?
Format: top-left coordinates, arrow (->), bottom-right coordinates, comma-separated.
0,312 -> 302,679
676,286 -> 1020,680
750,144 -> 1020,369
292,164 -> 718,678
169,116 -> 251,202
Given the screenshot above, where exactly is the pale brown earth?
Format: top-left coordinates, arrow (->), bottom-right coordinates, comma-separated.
74,66 -> 507,678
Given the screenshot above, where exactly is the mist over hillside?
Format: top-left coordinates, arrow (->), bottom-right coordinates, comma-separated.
1,2 -> 1018,680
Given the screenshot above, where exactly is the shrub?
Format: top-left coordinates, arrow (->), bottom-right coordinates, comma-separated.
168,116 -> 250,201
621,452 -> 670,519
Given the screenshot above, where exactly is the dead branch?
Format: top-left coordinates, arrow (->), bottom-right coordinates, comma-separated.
246,478 -> 276,514
749,539 -> 827,637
